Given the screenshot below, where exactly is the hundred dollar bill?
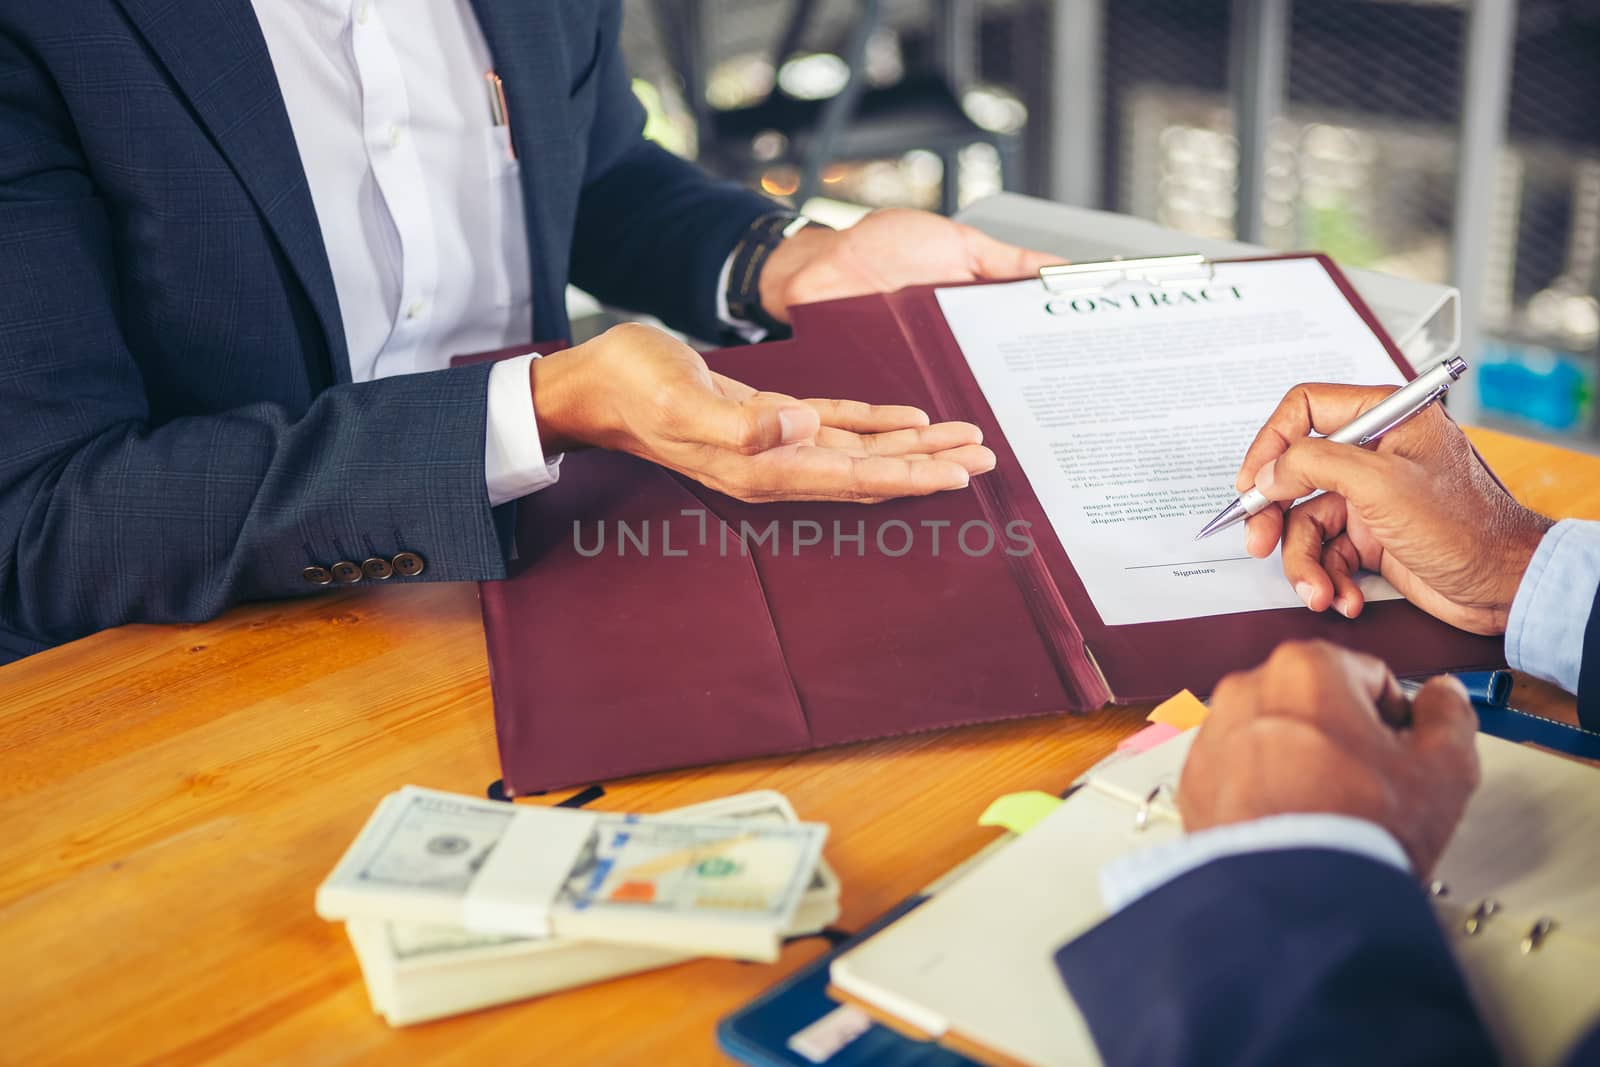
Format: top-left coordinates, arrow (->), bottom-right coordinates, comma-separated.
318,786 -> 827,961
344,790 -> 840,1025
671,790 -> 838,903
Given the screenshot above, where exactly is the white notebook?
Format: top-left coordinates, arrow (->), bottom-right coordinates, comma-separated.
830,732 -> 1600,1067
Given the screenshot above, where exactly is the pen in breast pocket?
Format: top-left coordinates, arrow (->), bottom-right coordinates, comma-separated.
485,70 -> 516,161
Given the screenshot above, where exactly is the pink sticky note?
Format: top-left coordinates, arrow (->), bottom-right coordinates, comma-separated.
1117,721 -> 1181,754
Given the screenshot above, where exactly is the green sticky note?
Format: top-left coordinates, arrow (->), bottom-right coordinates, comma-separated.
978,791 -> 1063,835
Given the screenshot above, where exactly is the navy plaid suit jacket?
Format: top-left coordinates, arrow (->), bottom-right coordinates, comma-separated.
0,0 -> 775,661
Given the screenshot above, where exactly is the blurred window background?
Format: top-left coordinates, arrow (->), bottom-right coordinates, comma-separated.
603,0 -> 1599,451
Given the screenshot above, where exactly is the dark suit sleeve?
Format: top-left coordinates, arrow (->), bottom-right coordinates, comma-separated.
0,30 -> 507,652
1578,581 -> 1600,730
567,1 -> 780,343
1055,849 -> 1499,1067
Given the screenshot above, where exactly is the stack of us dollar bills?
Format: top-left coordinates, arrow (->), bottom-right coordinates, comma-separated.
316,787 -> 840,1026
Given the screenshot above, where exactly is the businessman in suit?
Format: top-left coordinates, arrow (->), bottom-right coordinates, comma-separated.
1053,387 -> 1600,1065
0,1 -> 1051,662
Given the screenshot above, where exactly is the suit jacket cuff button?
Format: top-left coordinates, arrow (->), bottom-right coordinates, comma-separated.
330,560 -> 364,584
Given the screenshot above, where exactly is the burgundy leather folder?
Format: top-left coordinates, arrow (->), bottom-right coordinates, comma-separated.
458,256 -> 1502,793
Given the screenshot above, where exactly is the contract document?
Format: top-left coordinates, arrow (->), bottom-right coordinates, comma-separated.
936,258 -> 1407,626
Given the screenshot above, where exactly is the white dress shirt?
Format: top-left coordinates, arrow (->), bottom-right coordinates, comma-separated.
252,0 -> 558,506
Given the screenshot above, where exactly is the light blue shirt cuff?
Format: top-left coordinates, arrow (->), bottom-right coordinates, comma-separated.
1098,813 -> 1411,914
1505,519 -> 1600,695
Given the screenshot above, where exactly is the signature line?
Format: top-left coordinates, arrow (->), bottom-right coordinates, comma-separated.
1125,556 -> 1253,571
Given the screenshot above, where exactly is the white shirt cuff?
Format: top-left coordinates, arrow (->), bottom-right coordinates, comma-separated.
484,353 -> 562,507
1098,813 -> 1411,914
715,249 -> 768,344
1505,518 -> 1600,695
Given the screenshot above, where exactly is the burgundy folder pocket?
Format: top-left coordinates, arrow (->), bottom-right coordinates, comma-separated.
481,450 -> 813,791
695,321 -> 1077,747
468,318 -> 1085,792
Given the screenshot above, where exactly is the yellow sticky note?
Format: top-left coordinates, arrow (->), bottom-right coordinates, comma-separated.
978,791 -> 1062,835
1147,689 -> 1209,731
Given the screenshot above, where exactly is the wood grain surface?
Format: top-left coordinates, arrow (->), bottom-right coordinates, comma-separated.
1,427 -> 1595,1066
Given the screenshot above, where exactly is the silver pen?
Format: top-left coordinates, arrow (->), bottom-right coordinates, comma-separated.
1194,355 -> 1469,540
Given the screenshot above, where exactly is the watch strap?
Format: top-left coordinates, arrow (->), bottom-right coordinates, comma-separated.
725,212 -> 823,338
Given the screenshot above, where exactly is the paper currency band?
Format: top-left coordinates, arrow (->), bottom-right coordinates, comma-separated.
460,807 -> 598,938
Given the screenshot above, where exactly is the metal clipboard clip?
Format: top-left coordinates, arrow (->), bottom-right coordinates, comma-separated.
1040,253 -> 1214,296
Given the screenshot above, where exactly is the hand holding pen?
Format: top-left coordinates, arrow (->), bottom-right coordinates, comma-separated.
1211,376 -> 1551,636
1198,358 -> 1469,539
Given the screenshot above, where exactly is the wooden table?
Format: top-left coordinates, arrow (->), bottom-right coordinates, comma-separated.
2,428 -> 1595,1066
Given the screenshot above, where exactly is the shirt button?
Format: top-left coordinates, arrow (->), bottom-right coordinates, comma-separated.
387,123 -> 403,148
391,551 -> 426,578
330,560 -> 365,584
356,1 -> 371,24
405,300 -> 426,321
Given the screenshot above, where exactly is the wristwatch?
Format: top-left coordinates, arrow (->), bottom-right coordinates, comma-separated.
724,211 -> 827,338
